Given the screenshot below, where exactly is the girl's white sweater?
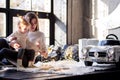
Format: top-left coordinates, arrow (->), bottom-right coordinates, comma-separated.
7,31 -> 27,49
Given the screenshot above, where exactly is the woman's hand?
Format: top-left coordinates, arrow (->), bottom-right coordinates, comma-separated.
40,51 -> 48,59
36,42 -> 48,58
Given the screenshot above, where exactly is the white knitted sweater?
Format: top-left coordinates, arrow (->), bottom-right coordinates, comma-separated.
26,31 -> 47,55
7,31 -> 27,49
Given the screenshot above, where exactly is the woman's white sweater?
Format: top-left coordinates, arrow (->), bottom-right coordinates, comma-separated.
26,31 -> 47,55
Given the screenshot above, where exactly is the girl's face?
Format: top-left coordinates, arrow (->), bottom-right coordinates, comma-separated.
19,23 -> 28,34
29,18 -> 37,32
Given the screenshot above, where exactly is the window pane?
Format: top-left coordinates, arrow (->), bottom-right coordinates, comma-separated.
54,0 -> 67,45
54,0 -> 67,24
10,0 -> 51,12
32,0 -> 51,12
13,17 -> 19,33
0,0 -> 6,8
10,0 -> 31,10
39,19 -> 50,46
0,13 -> 6,37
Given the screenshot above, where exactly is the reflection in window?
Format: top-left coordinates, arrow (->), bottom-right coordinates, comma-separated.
0,13 -> 6,37
0,0 -> 6,8
10,0 -> 51,12
12,17 -> 50,45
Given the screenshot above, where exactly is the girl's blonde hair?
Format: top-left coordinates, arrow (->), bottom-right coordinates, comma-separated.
18,16 -> 30,28
24,12 -> 39,31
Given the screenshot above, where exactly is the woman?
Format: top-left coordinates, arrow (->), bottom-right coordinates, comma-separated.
24,12 -> 48,64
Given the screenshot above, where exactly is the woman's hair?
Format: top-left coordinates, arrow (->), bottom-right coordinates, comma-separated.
18,16 -> 30,27
24,12 -> 39,31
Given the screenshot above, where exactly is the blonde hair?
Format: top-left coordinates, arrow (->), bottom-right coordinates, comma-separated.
24,12 -> 39,31
18,16 -> 30,27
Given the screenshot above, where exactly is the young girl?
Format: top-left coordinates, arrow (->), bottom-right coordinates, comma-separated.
24,12 -> 48,66
7,16 -> 29,51
0,16 -> 35,68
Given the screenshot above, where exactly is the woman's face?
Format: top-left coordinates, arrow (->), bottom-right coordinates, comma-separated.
29,18 -> 37,32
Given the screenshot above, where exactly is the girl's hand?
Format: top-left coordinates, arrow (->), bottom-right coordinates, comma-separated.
13,43 -> 21,49
9,37 -> 17,41
10,42 -> 21,49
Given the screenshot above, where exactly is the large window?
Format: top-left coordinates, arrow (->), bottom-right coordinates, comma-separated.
0,0 -> 67,45
0,0 -> 52,45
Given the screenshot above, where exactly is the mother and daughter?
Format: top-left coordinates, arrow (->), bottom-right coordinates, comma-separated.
0,12 -> 48,69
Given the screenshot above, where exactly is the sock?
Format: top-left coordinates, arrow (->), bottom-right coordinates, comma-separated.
17,59 -> 23,67
28,61 -> 32,66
